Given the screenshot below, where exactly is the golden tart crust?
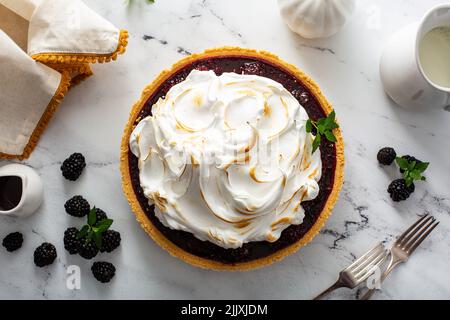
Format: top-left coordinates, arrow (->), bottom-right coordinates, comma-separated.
120,47 -> 345,271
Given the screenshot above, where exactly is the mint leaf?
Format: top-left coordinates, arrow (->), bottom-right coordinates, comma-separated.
324,111 -> 336,128
78,206 -> 114,247
397,156 -> 430,186
402,170 -> 409,180
88,208 -> 97,226
395,157 -> 409,170
317,124 -> 326,134
327,122 -> 339,130
77,225 -> 89,239
312,134 -> 321,153
306,110 -> 339,154
305,119 -> 312,133
405,176 -> 414,187
325,131 -> 337,143
96,219 -> 113,233
317,118 -> 326,127
96,225 -> 109,233
92,232 -> 102,249
316,118 -> 326,134
410,170 -> 422,180
415,162 -> 429,172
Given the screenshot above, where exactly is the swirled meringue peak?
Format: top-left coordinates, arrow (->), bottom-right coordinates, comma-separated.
130,70 -> 322,249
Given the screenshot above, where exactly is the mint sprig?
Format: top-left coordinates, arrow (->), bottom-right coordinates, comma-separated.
395,157 -> 429,187
306,110 -> 339,153
77,207 -> 113,249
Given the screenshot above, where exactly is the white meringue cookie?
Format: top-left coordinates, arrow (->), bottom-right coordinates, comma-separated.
278,0 -> 355,39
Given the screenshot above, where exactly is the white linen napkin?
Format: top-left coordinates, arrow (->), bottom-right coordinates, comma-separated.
0,0 -> 128,159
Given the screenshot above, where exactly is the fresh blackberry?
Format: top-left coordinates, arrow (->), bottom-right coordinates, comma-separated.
77,239 -> 98,260
100,230 -> 121,253
91,261 -> 116,283
388,179 -> 415,202
34,243 -> 57,267
63,227 -> 81,254
399,155 -> 422,173
377,147 -> 397,165
60,153 -> 86,181
2,232 -> 23,252
95,208 -> 108,222
65,195 -> 90,217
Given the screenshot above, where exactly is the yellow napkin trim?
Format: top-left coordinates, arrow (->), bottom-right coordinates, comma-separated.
31,30 -> 128,83
0,71 -> 71,160
0,30 -> 128,160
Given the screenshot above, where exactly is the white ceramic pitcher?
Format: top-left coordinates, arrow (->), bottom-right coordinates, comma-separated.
0,164 -> 43,218
380,4 -> 450,109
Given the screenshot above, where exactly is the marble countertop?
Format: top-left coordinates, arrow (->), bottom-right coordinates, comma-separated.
1,0 -> 450,300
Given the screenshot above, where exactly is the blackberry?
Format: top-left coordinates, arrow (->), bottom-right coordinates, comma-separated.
95,208 -> 108,222
399,155 -> 422,173
60,153 -> 86,181
377,147 -> 397,165
63,227 -> 81,254
91,261 -> 116,283
65,195 -> 90,217
34,243 -> 57,267
100,230 -> 121,253
77,239 -> 98,260
2,232 -> 23,252
388,179 -> 415,202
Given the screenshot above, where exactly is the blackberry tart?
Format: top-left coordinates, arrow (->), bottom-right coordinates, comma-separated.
120,47 -> 344,270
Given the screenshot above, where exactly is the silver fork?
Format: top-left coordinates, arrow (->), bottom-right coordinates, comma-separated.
360,214 -> 439,300
313,243 -> 388,300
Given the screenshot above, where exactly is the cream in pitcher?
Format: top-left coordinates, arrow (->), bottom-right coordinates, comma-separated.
380,4 -> 450,109
419,26 -> 450,89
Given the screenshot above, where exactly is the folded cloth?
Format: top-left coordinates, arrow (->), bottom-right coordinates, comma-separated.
0,0 -> 128,159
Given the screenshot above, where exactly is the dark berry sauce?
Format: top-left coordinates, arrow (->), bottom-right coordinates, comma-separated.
128,56 -> 337,264
0,176 -> 22,211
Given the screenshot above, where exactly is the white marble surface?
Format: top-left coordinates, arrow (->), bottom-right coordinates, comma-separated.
1,0 -> 450,300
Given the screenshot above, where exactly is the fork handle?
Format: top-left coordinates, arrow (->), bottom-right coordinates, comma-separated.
360,260 -> 401,300
313,280 -> 343,300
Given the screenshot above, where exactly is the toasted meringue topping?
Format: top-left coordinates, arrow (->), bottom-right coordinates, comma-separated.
130,70 -> 322,249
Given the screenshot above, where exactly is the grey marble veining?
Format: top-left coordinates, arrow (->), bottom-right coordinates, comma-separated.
0,0 -> 449,300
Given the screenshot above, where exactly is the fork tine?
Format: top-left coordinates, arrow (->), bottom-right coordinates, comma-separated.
373,251 -> 389,269
353,249 -> 388,279
396,214 -> 428,244
399,216 -> 434,247
351,247 -> 384,274
403,217 -> 435,249
406,221 -> 439,254
345,243 -> 383,271
354,253 -> 387,282
397,215 -> 432,247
